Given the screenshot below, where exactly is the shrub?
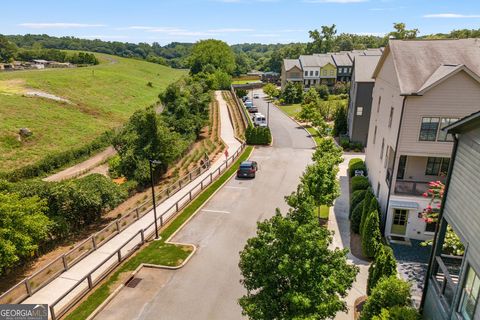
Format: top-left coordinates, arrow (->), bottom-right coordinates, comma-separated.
372,306 -> 421,320
340,136 -> 350,149
332,103 -> 347,136
246,126 -> 272,145
108,155 -> 122,179
361,210 -> 381,258
351,176 -> 369,192
367,245 -> 397,294
350,189 -> 366,217
361,276 -> 412,320
351,200 -> 364,233
348,158 -> 367,177
360,189 -> 374,233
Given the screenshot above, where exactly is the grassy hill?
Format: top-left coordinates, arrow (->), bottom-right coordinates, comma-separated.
0,53 -> 186,172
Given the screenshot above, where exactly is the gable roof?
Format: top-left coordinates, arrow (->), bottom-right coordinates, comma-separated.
331,53 -> 353,67
283,59 -> 301,71
374,38 -> 480,95
300,54 -> 335,68
353,55 -> 382,83
417,64 -> 480,95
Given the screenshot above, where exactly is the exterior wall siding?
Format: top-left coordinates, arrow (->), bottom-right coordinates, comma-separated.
423,281 -> 449,320
349,82 -> 374,146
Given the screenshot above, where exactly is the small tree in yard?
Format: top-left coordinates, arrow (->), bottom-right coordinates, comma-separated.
361,276 -> 412,320
281,81 -> 303,104
312,138 -> 343,165
367,245 -> 397,294
362,210 -> 381,258
372,306 -> 421,320
239,212 -> 359,320
315,84 -> 330,100
332,103 -> 348,136
263,83 -> 280,99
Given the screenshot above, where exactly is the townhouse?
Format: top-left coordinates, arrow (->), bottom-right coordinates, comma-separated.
422,111 -> 480,320
364,39 -> 480,242
347,55 -> 381,146
299,54 -> 337,88
281,59 -> 303,89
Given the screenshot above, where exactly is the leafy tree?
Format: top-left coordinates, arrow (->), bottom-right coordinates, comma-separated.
367,245 -> 397,294
301,160 -> 340,211
332,103 -> 348,136
189,39 -> 236,74
285,185 -> 318,225
315,84 -> 330,100
372,306 -> 421,320
281,81 -> 303,104
312,137 -> 343,165
389,23 -> 419,40
361,210 -> 381,258
239,212 -> 358,320
0,192 -> 51,273
263,83 -> 280,99
361,276 -> 411,320
0,35 -> 17,63
307,25 -> 337,54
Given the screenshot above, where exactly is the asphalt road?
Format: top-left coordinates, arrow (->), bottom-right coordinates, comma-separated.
97,91 -> 315,320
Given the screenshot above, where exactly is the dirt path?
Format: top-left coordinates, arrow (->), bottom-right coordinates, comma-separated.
43,146 -> 116,182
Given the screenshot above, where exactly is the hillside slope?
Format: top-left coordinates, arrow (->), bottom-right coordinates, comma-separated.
0,53 -> 186,171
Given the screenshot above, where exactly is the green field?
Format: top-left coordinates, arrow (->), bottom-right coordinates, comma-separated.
0,53 -> 186,171
277,103 -> 301,118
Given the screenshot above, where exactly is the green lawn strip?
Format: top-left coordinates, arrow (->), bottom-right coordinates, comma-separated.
305,126 -> 322,146
65,146 -> 253,320
319,205 -> 330,220
232,80 -> 262,85
277,103 -> 301,118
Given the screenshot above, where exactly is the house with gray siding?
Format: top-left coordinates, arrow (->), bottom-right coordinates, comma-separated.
422,111 -> 480,320
331,53 -> 353,82
364,38 -> 480,242
347,55 -> 381,146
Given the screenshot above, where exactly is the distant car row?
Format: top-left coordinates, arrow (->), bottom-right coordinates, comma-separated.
242,95 -> 266,127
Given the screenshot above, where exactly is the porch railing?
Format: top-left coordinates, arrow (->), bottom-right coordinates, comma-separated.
394,180 -> 430,196
431,254 -> 463,313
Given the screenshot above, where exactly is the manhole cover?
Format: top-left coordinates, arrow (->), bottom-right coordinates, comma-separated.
126,277 -> 142,288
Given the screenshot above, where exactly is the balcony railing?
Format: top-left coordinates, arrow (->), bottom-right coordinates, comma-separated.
431,255 -> 463,314
394,180 -> 430,196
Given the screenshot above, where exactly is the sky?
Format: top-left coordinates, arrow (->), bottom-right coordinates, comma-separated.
1,0 -> 479,45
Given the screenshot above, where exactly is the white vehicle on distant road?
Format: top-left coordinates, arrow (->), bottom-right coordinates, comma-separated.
253,113 -> 267,127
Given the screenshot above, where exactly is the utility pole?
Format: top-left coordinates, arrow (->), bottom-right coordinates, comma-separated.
149,159 -> 161,239
267,101 -> 270,127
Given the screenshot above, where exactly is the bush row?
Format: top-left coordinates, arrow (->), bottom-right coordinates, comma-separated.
0,131 -> 112,182
246,126 -> 272,145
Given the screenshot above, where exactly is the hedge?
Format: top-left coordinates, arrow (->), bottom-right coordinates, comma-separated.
0,131 -> 112,182
360,276 -> 412,320
361,210 -> 381,258
351,201 -> 364,234
372,306 -> 421,320
348,158 -> 367,177
367,244 -> 397,295
351,175 -> 370,192
246,126 -> 272,145
360,189 -> 374,234
350,189 -> 366,218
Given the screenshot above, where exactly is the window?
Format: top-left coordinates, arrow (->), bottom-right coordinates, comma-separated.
438,118 -> 459,141
376,183 -> 381,197
330,70 -> 334,76
310,70 -> 314,76
425,220 -> 437,233
397,155 -> 407,179
323,70 -> 327,76
305,71 -> 308,76
380,138 -> 385,160
356,106 -> 363,116
425,157 -> 450,176
377,96 -> 382,113
459,266 -> 480,320
388,107 -> 394,128
419,117 -> 440,141
315,70 -> 319,76
373,126 -> 377,144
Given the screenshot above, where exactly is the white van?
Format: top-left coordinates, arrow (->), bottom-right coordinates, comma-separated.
253,114 -> 267,127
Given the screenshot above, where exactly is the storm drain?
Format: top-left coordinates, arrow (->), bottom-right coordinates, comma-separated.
126,277 -> 142,288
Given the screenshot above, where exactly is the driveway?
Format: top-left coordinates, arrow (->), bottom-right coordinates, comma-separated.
94,90 -> 315,320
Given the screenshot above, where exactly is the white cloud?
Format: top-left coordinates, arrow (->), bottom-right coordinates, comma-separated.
208,28 -> 254,32
304,0 -> 368,3
19,22 -> 105,29
80,35 -> 129,40
423,13 -> 480,18
252,33 -> 280,37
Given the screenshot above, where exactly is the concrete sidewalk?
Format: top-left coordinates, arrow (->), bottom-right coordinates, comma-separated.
22,91 -> 241,313
328,153 -> 370,320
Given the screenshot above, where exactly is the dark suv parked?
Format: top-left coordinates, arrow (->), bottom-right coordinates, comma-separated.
236,161 -> 258,178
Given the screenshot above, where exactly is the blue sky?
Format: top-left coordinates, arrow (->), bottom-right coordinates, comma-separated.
1,0 -> 479,44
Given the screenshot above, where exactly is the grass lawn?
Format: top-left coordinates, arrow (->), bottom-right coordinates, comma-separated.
232,79 -> 262,85
305,126 -> 323,146
65,146 -> 254,320
0,52 -> 186,172
277,103 -> 301,118
319,205 -> 330,220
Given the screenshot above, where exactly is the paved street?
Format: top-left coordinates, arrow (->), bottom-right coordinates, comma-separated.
95,91 -> 315,320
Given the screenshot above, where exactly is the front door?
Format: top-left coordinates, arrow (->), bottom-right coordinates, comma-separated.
391,209 -> 409,235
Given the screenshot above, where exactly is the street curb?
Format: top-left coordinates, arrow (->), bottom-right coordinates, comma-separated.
85,146 -> 254,320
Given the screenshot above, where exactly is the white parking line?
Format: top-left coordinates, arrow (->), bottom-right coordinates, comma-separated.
224,186 -> 248,190
201,209 -> 231,214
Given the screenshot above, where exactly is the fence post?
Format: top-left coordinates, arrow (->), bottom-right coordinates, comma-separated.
116,221 -> 120,232
189,191 -> 192,201
136,208 -> 140,220
140,230 -> 145,243
92,236 -> 97,250
160,214 -> 164,226
210,173 -> 213,183
176,202 -> 179,212
167,188 -> 170,197
201,181 -> 204,189
189,172 -> 193,181
62,255 -> 68,270
179,180 -> 182,189
87,275 -> 93,289
50,306 -> 57,320
25,279 -> 32,296
117,251 -> 122,262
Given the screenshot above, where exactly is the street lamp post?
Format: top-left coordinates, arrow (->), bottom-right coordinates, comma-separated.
149,159 -> 162,239
267,101 -> 270,127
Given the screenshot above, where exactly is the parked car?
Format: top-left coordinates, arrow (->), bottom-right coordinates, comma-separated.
242,96 -> 249,102
248,105 -> 258,113
253,93 -> 260,99
237,161 -> 258,178
245,100 -> 253,108
253,114 -> 267,127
